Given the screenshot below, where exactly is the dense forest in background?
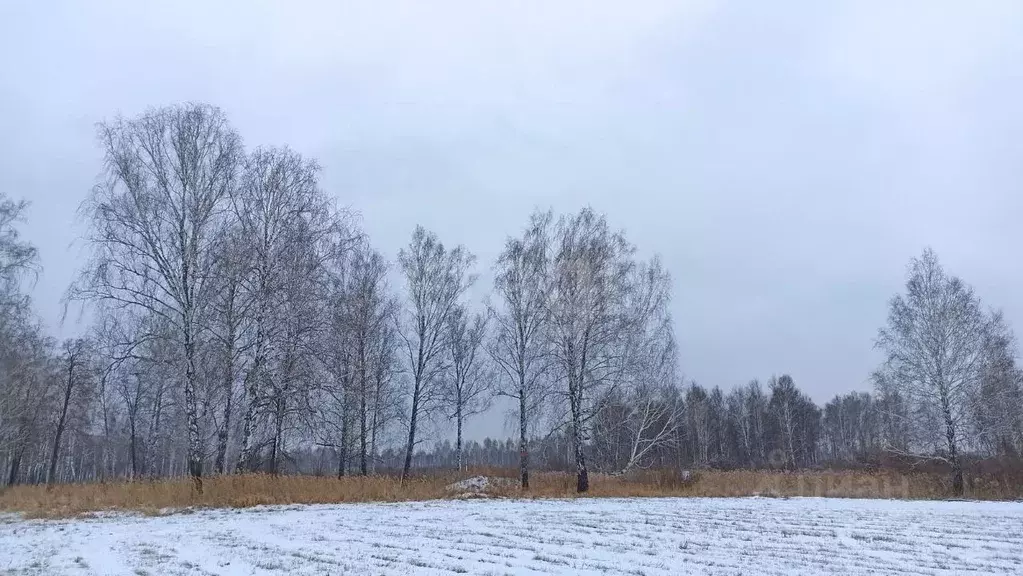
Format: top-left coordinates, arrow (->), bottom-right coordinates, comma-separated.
2,103 -> 1021,495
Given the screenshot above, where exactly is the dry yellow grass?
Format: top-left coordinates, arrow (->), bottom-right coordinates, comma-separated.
2,468 -> 1020,518
484,469 -> 1010,500
1,474 -> 450,519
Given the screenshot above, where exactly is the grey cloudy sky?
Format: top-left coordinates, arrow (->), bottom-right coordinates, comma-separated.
3,1 -> 1023,441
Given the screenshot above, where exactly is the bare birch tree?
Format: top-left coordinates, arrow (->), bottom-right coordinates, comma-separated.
442,305 -> 492,471
230,146 -> 344,472
0,193 -> 43,475
605,258 -> 682,473
973,311 -> 1023,456
208,231 -> 251,474
46,338 -> 94,485
874,249 -> 988,496
265,230 -> 330,475
396,226 -> 475,481
489,210 -> 552,489
345,243 -> 396,475
72,103 -> 242,491
368,321 -> 402,473
546,208 -> 633,492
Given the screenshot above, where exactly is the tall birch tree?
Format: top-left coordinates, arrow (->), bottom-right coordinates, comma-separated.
874,249 -> 989,496
490,210 -> 552,489
396,226 -> 475,481
547,208 -> 633,492
73,103 -> 242,491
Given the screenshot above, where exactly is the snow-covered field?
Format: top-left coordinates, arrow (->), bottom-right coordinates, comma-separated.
3,497 -> 1022,575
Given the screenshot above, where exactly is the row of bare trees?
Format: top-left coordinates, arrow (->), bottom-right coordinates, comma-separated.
0,104 -> 685,493
2,103 -> 1021,495
0,194 -> 96,486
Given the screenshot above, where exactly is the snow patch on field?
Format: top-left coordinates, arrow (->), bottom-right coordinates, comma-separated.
2,497 -> 1023,575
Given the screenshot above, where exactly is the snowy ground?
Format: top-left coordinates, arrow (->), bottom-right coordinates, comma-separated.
3,497 -> 1023,575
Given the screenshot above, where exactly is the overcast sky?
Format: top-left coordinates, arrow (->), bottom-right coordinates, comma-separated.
3,1 -> 1022,441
